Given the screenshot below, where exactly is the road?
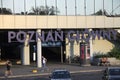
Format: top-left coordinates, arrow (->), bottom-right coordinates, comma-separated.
3,70 -> 103,80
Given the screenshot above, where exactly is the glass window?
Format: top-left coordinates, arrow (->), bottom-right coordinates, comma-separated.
113,0 -> 120,16
109,69 -> 120,75
2,0 -> 14,14
95,0 -> 103,15
57,0 -> 65,15
26,0 -> 35,15
14,0 -> 24,15
0,0 -> 2,14
86,0 -> 94,15
76,0 -> 84,15
67,0 -> 75,15
52,71 -> 71,79
36,0 -> 45,7
47,0 -> 56,15
76,0 -> 80,15
36,0 -> 46,15
104,0 -> 112,16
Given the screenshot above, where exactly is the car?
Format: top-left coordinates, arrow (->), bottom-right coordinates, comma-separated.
49,69 -> 71,80
91,58 -> 110,66
102,67 -> 120,80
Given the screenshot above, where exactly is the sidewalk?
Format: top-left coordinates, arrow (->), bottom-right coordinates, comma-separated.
0,63 -> 105,79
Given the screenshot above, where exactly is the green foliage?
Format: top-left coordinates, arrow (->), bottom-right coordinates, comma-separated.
108,46 -> 120,60
30,6 -> 59,15
93,46 -> 120,60
92,9 -> 108,15
93,52 -> 108,58
0,8 -> 12,14
94,53 -> 108,58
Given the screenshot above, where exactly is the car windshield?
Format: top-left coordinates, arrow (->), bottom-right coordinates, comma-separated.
51,71 -> 71,79
109,68 -> 120,75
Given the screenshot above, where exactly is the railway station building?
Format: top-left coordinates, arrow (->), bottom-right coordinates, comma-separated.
0,0 -> 120,67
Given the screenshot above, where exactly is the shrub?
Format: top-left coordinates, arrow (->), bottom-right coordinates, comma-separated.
94,54 -> 108,58
108,46 -> 120,60
93,52 -> 108,58
71,55 -> 80,63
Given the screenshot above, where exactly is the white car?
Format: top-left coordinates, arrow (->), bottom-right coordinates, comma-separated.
49,69 -> 71,80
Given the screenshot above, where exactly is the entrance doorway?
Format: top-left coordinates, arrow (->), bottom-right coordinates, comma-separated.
42,42 -> 65,63
0,30 -> 21,64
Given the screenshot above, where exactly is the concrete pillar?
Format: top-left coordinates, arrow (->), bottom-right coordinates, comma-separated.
65,38 -> 68,59
68,41 -> 74,64
37,29 -> 42,68
70,42 -> 74,59
22,34 -> 30,65
68,42 -> 71,64
90,29 -> 93,62
85,44 -> 87,60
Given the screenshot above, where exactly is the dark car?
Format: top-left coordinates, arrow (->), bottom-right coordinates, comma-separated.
49,69 -> 71,80
102,67 -> 120,80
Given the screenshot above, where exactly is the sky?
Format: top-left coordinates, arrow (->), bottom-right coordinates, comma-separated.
0,0 -> 120,15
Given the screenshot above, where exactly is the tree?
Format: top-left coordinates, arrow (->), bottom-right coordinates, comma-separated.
29,6 -> 59,15
92,9 -> 120,17
0,8 -> 12,14
92,9 -> 108,16
108,46 -> 120,59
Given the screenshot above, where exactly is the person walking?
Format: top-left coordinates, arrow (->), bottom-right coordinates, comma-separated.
41,56 -> 48,72
5,60 -> 13,77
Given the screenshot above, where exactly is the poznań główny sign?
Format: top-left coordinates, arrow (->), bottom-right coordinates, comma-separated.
8,29 -> 117,43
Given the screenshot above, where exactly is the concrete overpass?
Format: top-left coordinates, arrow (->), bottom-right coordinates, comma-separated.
0,15 -> 120,29
0,15 -> 120,67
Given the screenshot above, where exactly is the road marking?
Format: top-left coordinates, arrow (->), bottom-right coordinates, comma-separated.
0,69 -> 102,79
70,69 -> 102,74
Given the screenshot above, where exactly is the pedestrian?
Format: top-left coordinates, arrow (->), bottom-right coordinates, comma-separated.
5,60 -> 13,77
41,56 -> 48,72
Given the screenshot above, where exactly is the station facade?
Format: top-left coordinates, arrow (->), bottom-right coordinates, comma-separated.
0,0 -> 120,67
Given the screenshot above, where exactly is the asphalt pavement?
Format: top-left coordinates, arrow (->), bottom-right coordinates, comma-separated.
0,63 -> 106,79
